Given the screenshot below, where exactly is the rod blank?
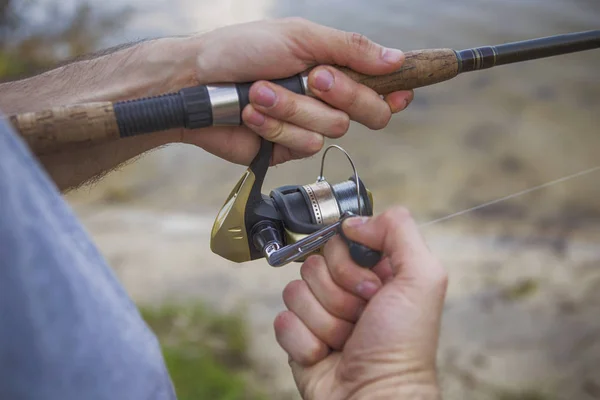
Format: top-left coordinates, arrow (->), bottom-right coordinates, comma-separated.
455,29 -> 600,73
494,30 -> 600,66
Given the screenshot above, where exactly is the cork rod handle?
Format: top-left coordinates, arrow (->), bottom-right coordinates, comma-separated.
6,49 -> 460,155
337,48 -> 459,94
8,102 -> 120,154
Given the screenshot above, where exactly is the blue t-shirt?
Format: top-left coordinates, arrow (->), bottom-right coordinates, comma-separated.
0,118 -> 176,399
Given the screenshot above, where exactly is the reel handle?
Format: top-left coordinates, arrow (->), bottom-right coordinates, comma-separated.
256,210 -> 382,269
339,227 -> 382,269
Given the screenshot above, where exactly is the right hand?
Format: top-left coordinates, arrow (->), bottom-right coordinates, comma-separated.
174,18 -> 414,166
274,207 -> 448,399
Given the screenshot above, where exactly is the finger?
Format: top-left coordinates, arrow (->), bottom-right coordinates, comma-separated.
371,256 -> 395,283
341,206 -> 439,280
249,81 -> 350,138
323,236 -> 384,301
187,126 -> 308,167
242,104 -> 324,156
300,255 -> 366,323
274,310 -> 330,367
297,20 -> 406,75
283,280 -> 354,351
270,143 -> 305,166
384,90 -> 415,113
307,66 -> 395,130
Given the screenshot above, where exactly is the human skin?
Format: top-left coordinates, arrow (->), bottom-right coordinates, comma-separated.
0,18 -> 413,191
275,207 -> 448,400
0,16 -> 443,400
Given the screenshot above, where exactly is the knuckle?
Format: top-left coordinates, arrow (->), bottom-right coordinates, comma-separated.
279,96 -> 299,120
333,265 -> 356,290
381,206 -> 413,226
300,342 -> 326,366
325,251 -> 343,277
346,32 -> 372,53
369,110 -> 392,130
324,292 -> 346,315
330,297 -> 356,321
330,112 -> 350,136
262,119 -> 286,141
342,86 -> 360,113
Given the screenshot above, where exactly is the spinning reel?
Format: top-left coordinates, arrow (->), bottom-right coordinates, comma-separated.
210,139 -> 382,268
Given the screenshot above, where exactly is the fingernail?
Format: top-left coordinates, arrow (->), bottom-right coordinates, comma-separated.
254,86 -> 277,108
389,91 -> 414,113
356,281 -> 380,299
313,68 -> 334,91
344,216 -> 368,228
396,97 -> 411,113
246,110 -> 265,126
381,47 -> 404,64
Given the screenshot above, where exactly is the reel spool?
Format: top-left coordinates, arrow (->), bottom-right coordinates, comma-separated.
210,139 -> 381,268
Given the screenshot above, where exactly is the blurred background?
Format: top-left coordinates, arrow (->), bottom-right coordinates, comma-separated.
2,0 -> 599,399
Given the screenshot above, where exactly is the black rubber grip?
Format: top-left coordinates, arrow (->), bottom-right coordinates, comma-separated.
339,227 -> 382,269
180,85 -> 212,129
236,74 -> 306,114
113,85 -> 214,137
114,93 -> 185,137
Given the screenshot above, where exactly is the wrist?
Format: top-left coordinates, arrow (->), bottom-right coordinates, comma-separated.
348,368 -> 441,400
355,384 -> 441,400
76,36 -> 199,103
107,36 -> 200,100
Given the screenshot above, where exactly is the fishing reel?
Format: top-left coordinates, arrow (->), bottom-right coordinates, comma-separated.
210,138 -> 382,268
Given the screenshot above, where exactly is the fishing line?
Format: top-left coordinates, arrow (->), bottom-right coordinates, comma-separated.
419,165 -> 600,228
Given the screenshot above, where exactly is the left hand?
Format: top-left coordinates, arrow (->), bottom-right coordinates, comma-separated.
164,18 -> 414,165
274,207 -> 447,399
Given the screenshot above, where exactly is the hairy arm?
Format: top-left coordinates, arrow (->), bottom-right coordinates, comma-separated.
0,36 -> 197,113
0,36 -> 198,191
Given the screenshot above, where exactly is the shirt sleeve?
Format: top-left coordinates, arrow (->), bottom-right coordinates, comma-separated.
0,118 -> 176,400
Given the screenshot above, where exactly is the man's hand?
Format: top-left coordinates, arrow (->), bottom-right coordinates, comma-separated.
183,18 -> 414,165
0,18 -> 413,190
274,207 -> 448,400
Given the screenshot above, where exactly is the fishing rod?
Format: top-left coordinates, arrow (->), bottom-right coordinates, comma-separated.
6,29 -> 600,269
8,30 -> 600,155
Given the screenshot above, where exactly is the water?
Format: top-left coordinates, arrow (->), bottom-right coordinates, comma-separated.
99,0 -> 600,48
69,0 -> 600,233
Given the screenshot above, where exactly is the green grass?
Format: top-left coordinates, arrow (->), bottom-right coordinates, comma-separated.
140,303 -> 268,400
502,278 -> 540,301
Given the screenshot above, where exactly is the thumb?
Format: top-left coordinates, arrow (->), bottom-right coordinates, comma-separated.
341,206 -> 438,281
298,20 -> 406,75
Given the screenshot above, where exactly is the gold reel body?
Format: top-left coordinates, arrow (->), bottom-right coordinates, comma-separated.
210,140 -> 380,268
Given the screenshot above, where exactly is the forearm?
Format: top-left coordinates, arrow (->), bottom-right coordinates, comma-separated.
0,37 -> 197,114
36,130 -> 180,192
0,36 -> 199,190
